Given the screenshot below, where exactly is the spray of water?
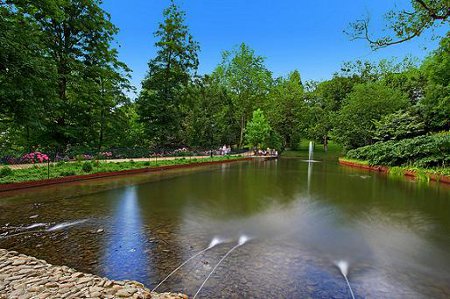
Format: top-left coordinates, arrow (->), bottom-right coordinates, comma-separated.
193,235 -> 251,299
152,237 -> 225,292
47,219 -> 87,232
335,260 -> 355,299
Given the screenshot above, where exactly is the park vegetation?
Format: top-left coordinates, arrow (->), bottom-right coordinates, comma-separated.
1,0 -> 449,172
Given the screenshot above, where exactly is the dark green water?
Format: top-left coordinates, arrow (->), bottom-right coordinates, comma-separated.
1,155 -> 449,298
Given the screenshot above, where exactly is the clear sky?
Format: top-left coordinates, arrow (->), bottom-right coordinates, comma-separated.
101,0 -> 448,97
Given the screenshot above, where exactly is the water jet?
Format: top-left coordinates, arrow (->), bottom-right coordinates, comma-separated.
335,260 -> 355,299
152,237 -> 226,292
47,219 -> 88,232
193,235 -> 251,299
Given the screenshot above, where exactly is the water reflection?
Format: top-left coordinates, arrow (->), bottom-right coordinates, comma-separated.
101,186 -> 150,282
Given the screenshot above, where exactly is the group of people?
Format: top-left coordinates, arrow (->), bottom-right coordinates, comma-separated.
254,148 -> 278,157
219,145 -> 232,155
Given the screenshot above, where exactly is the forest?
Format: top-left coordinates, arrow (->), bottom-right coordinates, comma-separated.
1,0 -> 449,168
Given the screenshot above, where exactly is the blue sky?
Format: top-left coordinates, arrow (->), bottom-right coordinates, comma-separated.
102,0 -> 448,97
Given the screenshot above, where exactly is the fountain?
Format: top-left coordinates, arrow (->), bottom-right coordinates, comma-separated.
335,260 -> 355,299
47,219 -> 87,232
193,235 -> 251,299
152,237 -> 226,292
302,141 -> 320,163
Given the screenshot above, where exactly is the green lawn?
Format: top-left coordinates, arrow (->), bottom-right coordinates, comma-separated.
0,156 -> 243,184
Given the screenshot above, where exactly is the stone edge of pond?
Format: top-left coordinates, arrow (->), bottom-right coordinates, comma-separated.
0,248 -> 187,299
338,158 -> 450,185
0,157 -> 253,192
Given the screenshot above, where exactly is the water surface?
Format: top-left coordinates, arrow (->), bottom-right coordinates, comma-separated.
1,155 -> 449,298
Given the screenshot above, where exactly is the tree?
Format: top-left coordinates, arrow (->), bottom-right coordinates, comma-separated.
6,0 -> 130,150
373,110 -> 425,141
419,35 -> 450,132
306,75 -> 359,150
347,0 -> 449,49
333,82 -> 409,149
214,43 -> 272,148
266,71 -> 305,149
0,2 -> 57,151
183,76 -> 236,147
137,0 -> 199,147
245,109 -> 272,149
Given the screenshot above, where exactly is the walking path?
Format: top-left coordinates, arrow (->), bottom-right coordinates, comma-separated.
0,249 -> 186,299
7,155 -> 220,170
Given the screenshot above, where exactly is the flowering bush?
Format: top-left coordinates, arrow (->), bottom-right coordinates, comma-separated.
21,152 -> 49,164
99,151 -> 113,159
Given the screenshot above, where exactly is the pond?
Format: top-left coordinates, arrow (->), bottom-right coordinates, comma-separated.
1,154 -> 449,298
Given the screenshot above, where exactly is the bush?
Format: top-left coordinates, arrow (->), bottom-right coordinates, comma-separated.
0,167 -> 13,177
346,132 -> 449,167
82,162 -> 93,173
59,171 -> 76,177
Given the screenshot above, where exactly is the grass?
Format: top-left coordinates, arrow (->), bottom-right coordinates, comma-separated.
0,155 -> 243,184
338,157 -> 370,166
339,157 -> 449,179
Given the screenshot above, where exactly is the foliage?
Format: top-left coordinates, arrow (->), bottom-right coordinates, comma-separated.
346,132 -> 450,167
214,43 -> 273,148
137,0 -> 199,147
266,71 -> 305,149
347,0 -> 449,49
0,167 -> 13,178
245,109 -> 272,149
82,162 -> 93,173
373,110 -> 425,141
418,35 -> 450,132
333,82 -> 409,149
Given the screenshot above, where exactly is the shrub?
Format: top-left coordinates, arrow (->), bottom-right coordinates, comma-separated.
0,167 -> 13,177
82,162 -> 93,173
59,171 -> 76,177
346,132 -> 449,167
21,152 -> 49,164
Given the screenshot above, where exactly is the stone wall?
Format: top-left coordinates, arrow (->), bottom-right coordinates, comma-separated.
0,249 -> 187,299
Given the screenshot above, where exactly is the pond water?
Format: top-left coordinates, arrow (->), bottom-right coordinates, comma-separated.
1,154 -> 449,298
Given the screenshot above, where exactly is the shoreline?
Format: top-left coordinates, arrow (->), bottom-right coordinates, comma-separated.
0,157 -> 252,192
0,248 -> 186,299
338,158 -> 450,185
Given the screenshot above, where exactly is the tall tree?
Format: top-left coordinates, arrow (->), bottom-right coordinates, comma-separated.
0,2 -> 57,151
137,0 -> 199,147
333,82 -> 409,149
214,43 -> 272,148
7,0 -> 129,149
266,70 -> 305,149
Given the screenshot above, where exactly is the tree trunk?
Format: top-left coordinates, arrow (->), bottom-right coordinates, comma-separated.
239,115 -> 245,148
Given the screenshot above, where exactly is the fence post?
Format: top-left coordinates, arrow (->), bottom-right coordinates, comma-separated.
47,156 -> 50,179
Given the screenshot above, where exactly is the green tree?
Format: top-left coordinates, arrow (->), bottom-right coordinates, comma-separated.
245,109 -> 272,149
266,70 -> 305,149
0,2 -> 57,151
137,0 -> 199,147
306,75 -> 358,150
214,43 -> 272,148
373,110 -> 425,141
334,82 -> 409,149
183,76 -> 236,147
419,35 -> 449,132
7,0 -> 130,150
